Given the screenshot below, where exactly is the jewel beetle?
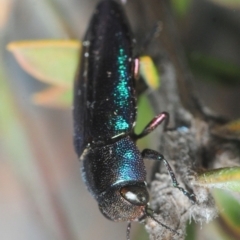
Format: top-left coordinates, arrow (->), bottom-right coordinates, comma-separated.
73,0 -> 196,238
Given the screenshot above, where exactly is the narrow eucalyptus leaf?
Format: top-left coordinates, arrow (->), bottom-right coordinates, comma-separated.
32,87 -> 72,108
213,189 -> 240,235
7,40 -> 81,87
195,167 -> 240,192
211,119 -> 240,140
139,56 -> 160,90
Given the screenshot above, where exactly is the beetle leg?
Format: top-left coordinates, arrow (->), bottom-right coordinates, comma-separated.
142,149 -> 196,204
133,112 -> 169,140
126,222 -> 131,240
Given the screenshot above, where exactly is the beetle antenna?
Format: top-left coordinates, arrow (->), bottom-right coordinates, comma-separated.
145,206 -> 180,235
126,222 -> 131,240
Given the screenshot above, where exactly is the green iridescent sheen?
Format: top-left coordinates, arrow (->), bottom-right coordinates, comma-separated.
115,48 -> 129,101
110,115 -> 129,131
110,48 -> 130,131
114,140 -> 142,182
123,150 -> 134,159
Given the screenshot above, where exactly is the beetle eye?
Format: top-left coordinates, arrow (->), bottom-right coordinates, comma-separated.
120,185 -> 149,206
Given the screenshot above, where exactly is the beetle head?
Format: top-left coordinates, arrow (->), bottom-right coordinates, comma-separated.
98,182 -> 149,221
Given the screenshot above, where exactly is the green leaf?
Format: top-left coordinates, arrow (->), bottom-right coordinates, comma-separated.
171,0 -> 192,17
208,0 -> 240,9
32,87 -> 72,108
185,221 -> 196,240
135,95 -> 155,150
7,40 -> 81,87
188,52 -> 240,85
211,119 -> 240,140
213,189 -> 240,236
195,167 -> 240,192
139,56 -> 160,90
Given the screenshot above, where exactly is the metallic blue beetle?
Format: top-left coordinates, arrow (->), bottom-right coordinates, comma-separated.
73,0 -> 196,238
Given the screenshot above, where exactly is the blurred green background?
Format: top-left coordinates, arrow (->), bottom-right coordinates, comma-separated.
1,0 -> 240,240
